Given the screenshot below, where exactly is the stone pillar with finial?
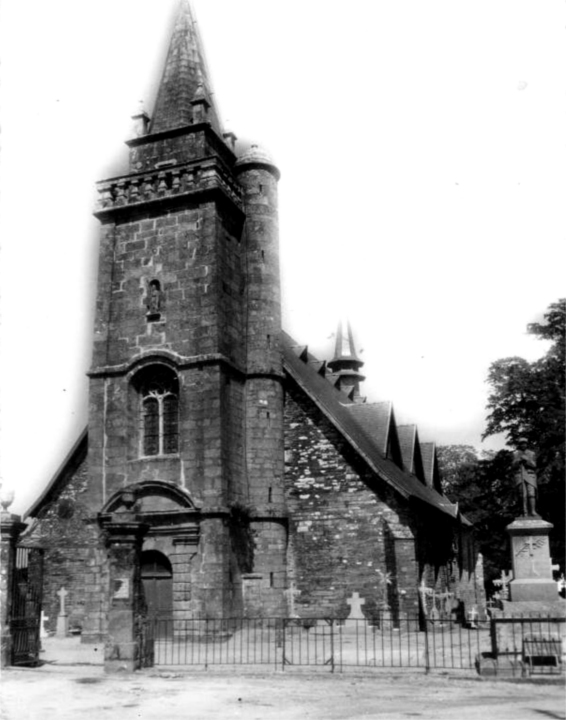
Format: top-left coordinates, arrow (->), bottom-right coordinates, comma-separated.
0,488 -> 26,667
98,489 -> 150,672
190,83 -> 211,124
131,101 -> 150,139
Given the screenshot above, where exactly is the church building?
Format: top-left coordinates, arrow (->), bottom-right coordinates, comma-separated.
24,1 -> 484,642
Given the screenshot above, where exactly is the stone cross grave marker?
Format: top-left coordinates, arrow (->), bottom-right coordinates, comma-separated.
57,587 -> 68,614
40,611 -> 49,639
467,606 -> 479,629
56,586 -> 69,638
346,591 -> 366,627
493,570 -> 513,600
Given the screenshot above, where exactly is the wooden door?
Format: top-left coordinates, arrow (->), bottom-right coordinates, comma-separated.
141,551 -> 173,635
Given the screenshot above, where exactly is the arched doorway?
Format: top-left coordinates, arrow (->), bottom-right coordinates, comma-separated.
141,550 -> 173,625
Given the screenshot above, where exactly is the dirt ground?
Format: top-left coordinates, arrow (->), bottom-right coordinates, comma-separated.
1,664 -> 564,720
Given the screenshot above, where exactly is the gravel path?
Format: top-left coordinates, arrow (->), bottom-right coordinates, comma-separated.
1,664 -> 564,720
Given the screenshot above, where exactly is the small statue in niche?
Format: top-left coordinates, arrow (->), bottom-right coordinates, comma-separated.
146,279 -> 162,321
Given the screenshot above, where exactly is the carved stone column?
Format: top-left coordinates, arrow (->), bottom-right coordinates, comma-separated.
99,510 -> 149,673
0,497 -> 26,667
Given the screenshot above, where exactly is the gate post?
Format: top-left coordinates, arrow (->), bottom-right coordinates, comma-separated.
0,495 -> 26,668
423,616 -> 431,674
99,499 -> 149,673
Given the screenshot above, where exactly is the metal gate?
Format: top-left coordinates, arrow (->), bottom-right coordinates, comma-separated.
10,546 -> 44,666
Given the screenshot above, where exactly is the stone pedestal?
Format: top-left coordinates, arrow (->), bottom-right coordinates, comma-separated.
478,516 -> 565,677
507,517 -> 557,603
0,510 -> 26,667
56,615 -> 69,637
98,513 -> 149,673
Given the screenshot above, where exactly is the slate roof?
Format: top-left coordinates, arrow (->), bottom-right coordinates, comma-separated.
395,425 -> 425,484
24,428 -> 88,519
281,332 -> 459,519
345,402 -> 392,455
397,424 -> 417,473
420,442 -> 438,490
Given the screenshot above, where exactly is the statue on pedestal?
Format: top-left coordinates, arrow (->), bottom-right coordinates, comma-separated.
512,438 -> 538,517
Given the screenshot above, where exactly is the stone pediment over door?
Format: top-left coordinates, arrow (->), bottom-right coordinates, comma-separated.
102,481 -> 201,543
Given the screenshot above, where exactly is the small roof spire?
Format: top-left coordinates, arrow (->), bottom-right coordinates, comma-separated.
332,317 -> 362,364
150,0 -> 222,134
327,318 -> 365,402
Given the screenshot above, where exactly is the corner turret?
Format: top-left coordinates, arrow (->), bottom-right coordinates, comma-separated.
235,144 -> 282,374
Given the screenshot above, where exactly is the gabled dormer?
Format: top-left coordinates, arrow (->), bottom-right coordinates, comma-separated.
420,442 -> 443,494
346,401 -> 403,468
397,425 -> 427,484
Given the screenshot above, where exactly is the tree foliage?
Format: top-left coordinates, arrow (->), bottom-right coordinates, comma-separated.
483,299 -> 565,486
436,445 -> 478,496
438,445 -> 516,592
439,300 -> 566,591
484,299 -> 565,571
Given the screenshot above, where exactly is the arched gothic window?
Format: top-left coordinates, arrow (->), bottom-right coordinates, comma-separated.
137,366 -> 179,457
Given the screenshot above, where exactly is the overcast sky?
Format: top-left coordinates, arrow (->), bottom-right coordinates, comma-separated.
1,0 -> 564,514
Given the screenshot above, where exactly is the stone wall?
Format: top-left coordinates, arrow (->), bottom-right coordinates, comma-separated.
245,519 -> 288,616
23,453 -> 247,633
284,387 -> 419,619
87,196 -> 249,512
92,202 -> 245,370
23,457 -> 109,641
27,386 -> 485,636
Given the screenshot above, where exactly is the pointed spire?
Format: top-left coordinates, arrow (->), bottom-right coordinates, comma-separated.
332,317 -> 362,364
150,0 -> 222,135
327,319 -> 366,402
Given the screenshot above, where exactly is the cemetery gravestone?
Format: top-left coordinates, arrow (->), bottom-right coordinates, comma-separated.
345,592 -> 366,628
56,587 -> 69,637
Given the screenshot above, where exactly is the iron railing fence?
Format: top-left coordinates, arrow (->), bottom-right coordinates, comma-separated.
146,615 -> 503,672
491,615 -> 565,675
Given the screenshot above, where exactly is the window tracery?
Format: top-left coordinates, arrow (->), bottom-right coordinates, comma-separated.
137,366 -> 179,456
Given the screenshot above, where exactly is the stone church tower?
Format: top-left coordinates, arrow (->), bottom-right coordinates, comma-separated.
86,0 -> 287,627
24,1 -> 485,643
